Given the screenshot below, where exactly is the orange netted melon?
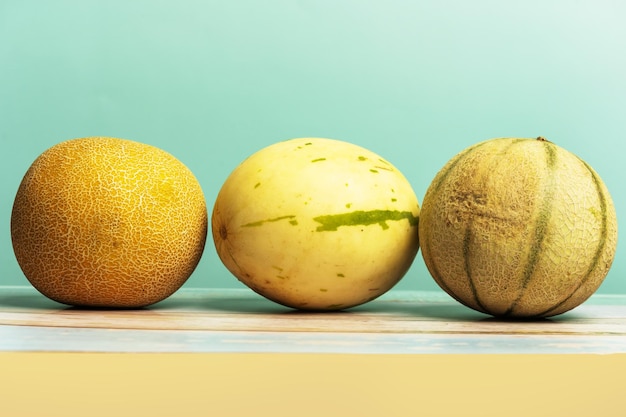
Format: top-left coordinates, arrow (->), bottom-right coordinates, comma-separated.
11,137 -> 208,308
419,137 -> 617,318
212,137 -> 420,311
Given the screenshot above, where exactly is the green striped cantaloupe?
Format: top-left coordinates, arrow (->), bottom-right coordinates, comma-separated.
419,137 -> 617,318
212,138 -> 420,310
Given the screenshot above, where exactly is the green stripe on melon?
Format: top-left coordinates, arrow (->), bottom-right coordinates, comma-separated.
533,158 -> 612,317
503,140 -> 557,316
419,137 -> 617,318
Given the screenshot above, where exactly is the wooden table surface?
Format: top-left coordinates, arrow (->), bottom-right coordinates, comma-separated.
2,285 -> 626,354
3,285 -> 626,416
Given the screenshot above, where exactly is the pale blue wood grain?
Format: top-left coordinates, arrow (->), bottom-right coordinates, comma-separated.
2,286 -> 626,353
2,325 -> 626,354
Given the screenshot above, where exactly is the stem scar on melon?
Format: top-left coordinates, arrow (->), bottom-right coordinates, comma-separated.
212,208 -> 249,278
219,223 -> 228,240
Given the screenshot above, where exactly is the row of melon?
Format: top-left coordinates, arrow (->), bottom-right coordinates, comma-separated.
10,136 -> 617,318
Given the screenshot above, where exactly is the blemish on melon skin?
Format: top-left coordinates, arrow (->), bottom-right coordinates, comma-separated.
372,165 -> 393,172
589,207 -> 601,221
254,182 -> 261,189
311,158 -> 326,163
313,210 -> 419,231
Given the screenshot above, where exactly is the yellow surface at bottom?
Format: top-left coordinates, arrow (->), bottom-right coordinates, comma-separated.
1,353 -> 625,417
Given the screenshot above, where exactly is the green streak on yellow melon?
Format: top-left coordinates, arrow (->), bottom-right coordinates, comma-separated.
241,215 -> 297,228
313,210 -> 419,231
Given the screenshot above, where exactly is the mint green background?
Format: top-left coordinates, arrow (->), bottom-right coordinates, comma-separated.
1,0 -> 624,294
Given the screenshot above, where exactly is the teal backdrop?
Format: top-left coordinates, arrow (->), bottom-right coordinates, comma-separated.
1,0 -> 624,294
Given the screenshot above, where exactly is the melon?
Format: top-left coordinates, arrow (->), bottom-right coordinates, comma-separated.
419,137 -> 618,318
11,137 -> 208,308
211,137 -> 420,310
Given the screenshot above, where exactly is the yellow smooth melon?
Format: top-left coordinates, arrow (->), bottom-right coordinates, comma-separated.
419,137 -> 618,318
11,137 -> 208,308
212,138 -> 420,310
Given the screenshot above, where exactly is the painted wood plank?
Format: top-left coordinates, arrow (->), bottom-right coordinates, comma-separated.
2,286 -> 626,353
